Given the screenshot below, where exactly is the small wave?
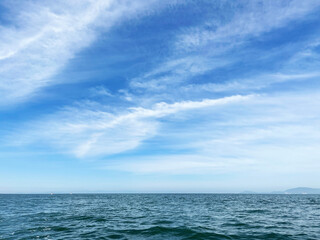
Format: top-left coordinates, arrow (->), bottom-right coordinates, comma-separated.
118,226 -> 234,239
245,209 -> 268,213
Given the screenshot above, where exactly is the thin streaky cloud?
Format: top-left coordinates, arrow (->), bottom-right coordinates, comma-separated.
128,0 -> 320,97
176,0 -> 320,51
180,72 -> 320,94
0,0 -> 163,105
5,95 -> 253,158
103,91 -> 320,175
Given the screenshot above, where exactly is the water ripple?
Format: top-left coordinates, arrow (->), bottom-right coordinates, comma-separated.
0,194 -> 320,239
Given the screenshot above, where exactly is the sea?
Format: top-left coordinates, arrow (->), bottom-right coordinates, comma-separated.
0,194 -> 319,239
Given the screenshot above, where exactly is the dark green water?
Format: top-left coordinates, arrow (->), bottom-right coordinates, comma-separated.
0,194 -> 319,239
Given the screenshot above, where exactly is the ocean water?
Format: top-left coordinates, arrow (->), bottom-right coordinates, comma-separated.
0,194 -> 319,239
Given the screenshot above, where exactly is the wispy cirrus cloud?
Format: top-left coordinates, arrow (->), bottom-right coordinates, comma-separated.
5,94 -> 252,158
102,90 -> 320,175
0,0 -> 163,105
130,56 -> 230,90
128,0 -> 320,96
176,0 -> 320,51
104,155 -> 257,175
180,72 -> 320,94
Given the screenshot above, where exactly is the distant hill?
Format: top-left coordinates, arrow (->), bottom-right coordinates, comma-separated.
242,187 -> 320,194
284,187 -> 320,194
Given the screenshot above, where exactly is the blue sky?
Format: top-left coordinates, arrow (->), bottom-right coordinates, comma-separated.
1,0 -> 320,193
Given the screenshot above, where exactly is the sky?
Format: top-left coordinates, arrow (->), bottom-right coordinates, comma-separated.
1,0 -> 320,193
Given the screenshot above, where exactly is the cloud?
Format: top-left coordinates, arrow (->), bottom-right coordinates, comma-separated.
130,56 -> 230,90
104,155 -> 257,174
89,86 -> 113,97
102,90 -> 320,175
176,0 -> 320,51
0,0 -> 161,105
129,0 -> 320,95
180,72 -> 320,94
5,94 -> 253,157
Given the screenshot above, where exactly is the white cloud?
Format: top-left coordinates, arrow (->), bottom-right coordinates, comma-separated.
130,56 -> 230,90
5,94 -> 252,157
102,90 -> 320,175
176,0 -> 320,51
104,155 -> 257,174
129,0 -> 320,94
0,0 -> 161,105
89,86 -> 113,97
181,72 -> 320,93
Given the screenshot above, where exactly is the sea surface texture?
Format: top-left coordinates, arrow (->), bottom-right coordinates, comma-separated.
0,194 -> 320,239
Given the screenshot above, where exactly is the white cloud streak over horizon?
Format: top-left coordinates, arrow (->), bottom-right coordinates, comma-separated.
5,88 -> 320,177
103,90 -> 320,175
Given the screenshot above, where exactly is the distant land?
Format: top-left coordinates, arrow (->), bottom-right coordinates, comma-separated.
242,187 -> 320,194
282,187 -> 320,194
